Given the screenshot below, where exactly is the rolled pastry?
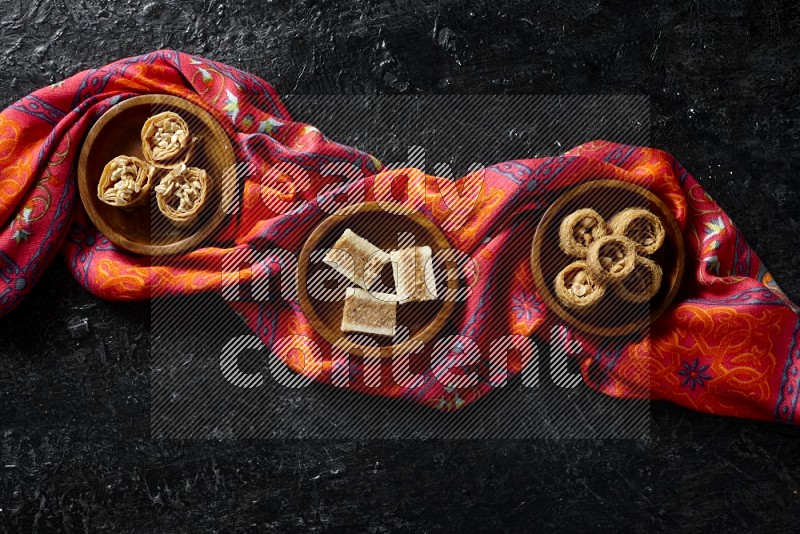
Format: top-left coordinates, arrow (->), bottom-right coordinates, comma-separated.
341,287 -> 397,337
586,235 -> 637,283
559,208 -> 607,258
97,155 -> 154,208
554,260 -> 605,311
323,229 -> 390,289
607,208 -> 665,255
389,246 -> 437,302
141,111 -> 191,163
154,164 -> 210,228
615,256 -> 663,303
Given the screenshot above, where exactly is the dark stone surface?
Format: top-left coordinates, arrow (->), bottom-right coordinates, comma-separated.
2,0 -> 800,531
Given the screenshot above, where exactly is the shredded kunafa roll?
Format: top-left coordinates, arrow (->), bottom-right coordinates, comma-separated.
607,208 -> 665,255
559,208 -> 607,258
554,260 -> 606,311
97,155 -> 154,208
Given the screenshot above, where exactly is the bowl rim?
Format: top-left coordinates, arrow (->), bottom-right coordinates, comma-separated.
77,94 -> 236,256
530,179 -> 685,337
296,201 -> 458,358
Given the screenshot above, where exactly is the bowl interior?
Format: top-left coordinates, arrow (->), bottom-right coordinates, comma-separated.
531,180 -> 684,337
298,203 -> 458,357
78,95 -> 236,256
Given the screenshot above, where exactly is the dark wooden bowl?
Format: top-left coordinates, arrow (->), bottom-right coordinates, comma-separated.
297,202 -> 458,358
531,180 -> 685,337
78,94 -> 236,255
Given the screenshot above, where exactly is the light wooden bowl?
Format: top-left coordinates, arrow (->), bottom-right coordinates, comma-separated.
531,180 -> 685,337
78,94 -> 236,255
297,202 -> 459,358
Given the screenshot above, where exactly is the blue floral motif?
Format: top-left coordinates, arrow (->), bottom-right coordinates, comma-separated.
704,239 -> 722,276
678,358 -> 712,391
11,229 -> 30,244
511,292 -> 542,322
197,67 -> 213,83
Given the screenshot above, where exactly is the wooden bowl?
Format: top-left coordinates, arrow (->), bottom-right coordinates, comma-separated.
78,94 -> 236,255
531,180 -> 685,337
297,202 -> 459,358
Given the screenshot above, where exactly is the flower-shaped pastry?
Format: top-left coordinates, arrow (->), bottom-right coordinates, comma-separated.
554,206 -> 666,310
586,235 -> 637,283
615,255 -> 663,303
607,208 -> 665,255
554,260 -> 605,312
558,208 -> 607,257
97,155 -> 154,208
141,111 -> 191,164
154,164 -> 210,228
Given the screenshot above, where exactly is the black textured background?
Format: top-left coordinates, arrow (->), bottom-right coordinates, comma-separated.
2,0 -> 800,531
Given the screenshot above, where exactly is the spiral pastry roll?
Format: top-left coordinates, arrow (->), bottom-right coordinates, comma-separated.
586,235 -> 637,283
141,111 -> 191,164
558,208 -> 607,258
554,260 -> 606,311
97,155 -> 154,208
615,256 -> 663,304
607,208 -> 665,255
154,164 -> 210,228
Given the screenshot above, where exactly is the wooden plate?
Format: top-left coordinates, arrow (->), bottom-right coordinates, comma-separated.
297,202 -> 459,358
78,94 -> 236,255
531,180 -> 685,337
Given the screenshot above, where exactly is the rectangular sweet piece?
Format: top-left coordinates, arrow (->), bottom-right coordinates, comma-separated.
341,288 -> 397,337
389,246 -> 438,302
323,229 -> 390,289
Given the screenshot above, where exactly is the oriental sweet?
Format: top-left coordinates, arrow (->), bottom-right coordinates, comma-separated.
323,229 -> 390,289
608,208 -> 665,255
554,261 -> 605,311
586,235 -> 637,283
141,111 -> 191,164
97,155 -> 154,208
154,164 -> 210,228
558,208 -> 607,258
340,287 -> 397,337
389,245 -> 437,302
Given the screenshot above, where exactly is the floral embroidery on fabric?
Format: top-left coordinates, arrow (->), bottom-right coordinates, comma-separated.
678,358 -> 712,390
511,291 -> 542,321
223,89 -> 240,122
258,117 -> 283,135
10,206 -> 34,243
703,216 -> 725,239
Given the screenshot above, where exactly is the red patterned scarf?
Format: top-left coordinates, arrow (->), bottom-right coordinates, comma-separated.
2,50 -> 798,424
